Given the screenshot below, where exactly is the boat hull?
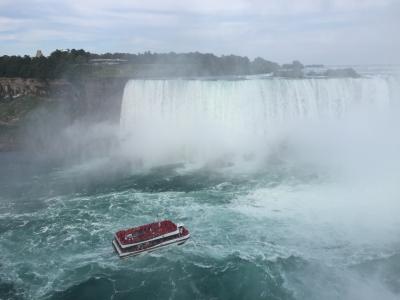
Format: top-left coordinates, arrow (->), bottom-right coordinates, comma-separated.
113,234 -> 190,258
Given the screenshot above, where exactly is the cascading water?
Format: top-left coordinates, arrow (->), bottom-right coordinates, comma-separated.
119,77 -> 397,167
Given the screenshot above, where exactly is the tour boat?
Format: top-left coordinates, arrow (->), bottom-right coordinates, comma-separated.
112,220 -> 190,258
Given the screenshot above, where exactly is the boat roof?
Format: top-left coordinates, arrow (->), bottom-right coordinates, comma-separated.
115,220 -> 177,245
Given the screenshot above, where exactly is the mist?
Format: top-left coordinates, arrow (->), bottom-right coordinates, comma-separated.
117,77 -> 399,169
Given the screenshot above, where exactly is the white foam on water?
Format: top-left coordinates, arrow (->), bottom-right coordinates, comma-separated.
117,75 -> 400,298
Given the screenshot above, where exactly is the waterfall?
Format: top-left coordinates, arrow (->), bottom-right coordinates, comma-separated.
119,77 -> 398,166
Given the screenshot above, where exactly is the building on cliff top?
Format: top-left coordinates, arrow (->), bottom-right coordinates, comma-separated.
35,50 -> 44,58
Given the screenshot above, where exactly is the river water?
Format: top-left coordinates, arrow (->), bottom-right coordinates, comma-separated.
1,75 -> 400,300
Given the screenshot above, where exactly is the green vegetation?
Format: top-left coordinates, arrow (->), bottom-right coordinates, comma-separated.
275,60 -> 305,78
0,49 -> 361,80
0,96 -> 45,124
323,68 -> 360,78
0,49 -> 90,79
0,95 -> 48,150
0,49 -> 281,79
0,94 -> 73,151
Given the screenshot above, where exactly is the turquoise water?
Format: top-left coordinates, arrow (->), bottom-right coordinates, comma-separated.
2,76 -> 400,299
1,153 -> 400,300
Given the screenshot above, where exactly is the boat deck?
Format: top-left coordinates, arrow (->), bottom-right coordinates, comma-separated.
115,220 -> 178,246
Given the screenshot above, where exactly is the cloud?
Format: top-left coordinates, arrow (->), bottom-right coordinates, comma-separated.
63,0 -> 395,15
0,0 -> 399,64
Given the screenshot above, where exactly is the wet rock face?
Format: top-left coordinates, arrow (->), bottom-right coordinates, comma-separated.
0,78 -> 77,100
77,77 -> 128,122
0,78 -> 49,99
0,77 -> 128,151
0,77 -> 127,122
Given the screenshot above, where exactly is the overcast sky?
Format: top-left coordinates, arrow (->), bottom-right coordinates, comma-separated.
0,0 -> 399,64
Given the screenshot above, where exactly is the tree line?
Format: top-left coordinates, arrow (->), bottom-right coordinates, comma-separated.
0,49 -> 283,79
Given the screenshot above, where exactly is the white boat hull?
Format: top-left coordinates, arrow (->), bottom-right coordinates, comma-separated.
113,234 -> 190,258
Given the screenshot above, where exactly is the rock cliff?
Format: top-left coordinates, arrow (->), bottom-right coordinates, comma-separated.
0,78 -> 49,99
0,77 -> 128,151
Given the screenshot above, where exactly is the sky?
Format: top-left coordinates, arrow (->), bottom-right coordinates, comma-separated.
0,0 -> 399,64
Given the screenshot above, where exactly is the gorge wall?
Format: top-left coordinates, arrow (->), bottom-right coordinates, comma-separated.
0,77 -> 128,151
0,78 -> 50,99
